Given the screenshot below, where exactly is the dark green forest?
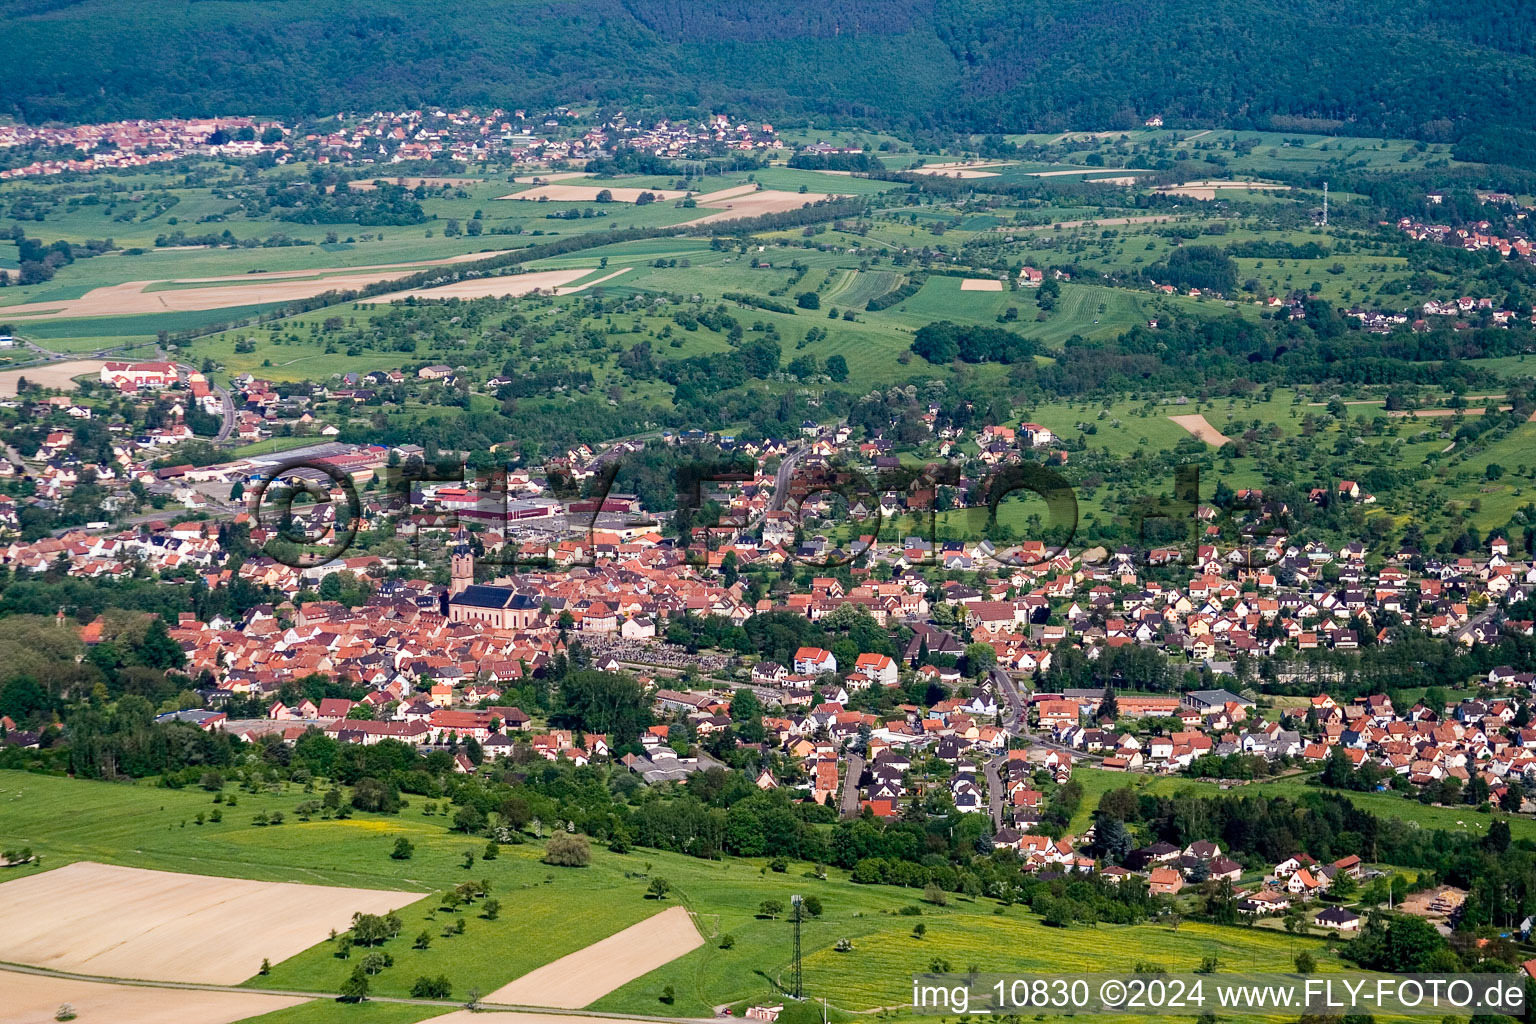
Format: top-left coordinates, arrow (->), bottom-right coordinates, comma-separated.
5,0 -> 1536,140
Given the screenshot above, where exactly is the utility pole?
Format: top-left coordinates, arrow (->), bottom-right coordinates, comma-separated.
1322,181 -> 1329,227
790,895 -> 804,1000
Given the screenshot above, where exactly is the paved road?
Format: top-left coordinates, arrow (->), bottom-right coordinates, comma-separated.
984,665 -> 1102,822
768,441 -> 812,512
991,667 -> 1027,736
983,754 -> 1006,828
840,752 -> 865,817
211,381 -> 236,443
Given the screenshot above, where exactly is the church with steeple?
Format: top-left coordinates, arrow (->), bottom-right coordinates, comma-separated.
444,529 -> 542,629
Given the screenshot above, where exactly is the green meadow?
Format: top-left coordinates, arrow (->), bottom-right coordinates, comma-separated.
0,768 -> 1351,1024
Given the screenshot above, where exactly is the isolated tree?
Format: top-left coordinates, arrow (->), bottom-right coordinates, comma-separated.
390,837 -> 414,860
361,952 -> 393,976
543,832 -> 591,867
648,877 -> 672,899
1099,686 -> 1119,721
453,805 -> 487,834
758,898 -> 785,919
1094,816 -> 1134,863
340,965 -> 370,1001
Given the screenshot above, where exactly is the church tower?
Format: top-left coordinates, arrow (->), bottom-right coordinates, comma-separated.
450,538 -> 474,596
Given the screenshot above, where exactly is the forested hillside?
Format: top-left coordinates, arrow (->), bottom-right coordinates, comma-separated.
3,0 -> 1535,140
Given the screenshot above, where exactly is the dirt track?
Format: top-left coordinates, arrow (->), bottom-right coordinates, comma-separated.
0,969 -> 304,1024
0,861 -> 422,985
0,252 -> 511,320
555,267 -> 632,294
484,905 -> 702,1008
1168,413 -> 1233,446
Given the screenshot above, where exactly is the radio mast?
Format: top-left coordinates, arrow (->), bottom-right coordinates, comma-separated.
1322,181 -> 1329,226
790,895 -> 804,999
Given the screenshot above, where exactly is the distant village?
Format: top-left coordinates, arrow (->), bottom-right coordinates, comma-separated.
0,106 -> 785,181
6,358 -> 1536,830
4,337 -> 1536,952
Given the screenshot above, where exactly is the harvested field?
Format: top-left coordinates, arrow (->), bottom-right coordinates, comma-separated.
960,278 -> 1004,291
497,185 -> 687,203
0,970 -> 304,1024
0,861 -> 422,984
682,187 -> 839,225
691,183 -> 759,202
0,252 -> 510,320
0,359 -> 106,396
484,905 -> 702,1008
1168,413 -> 1233,446
495,180 -> 839,222
1157,180 -> 1292,200
362,267 -> 597,303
